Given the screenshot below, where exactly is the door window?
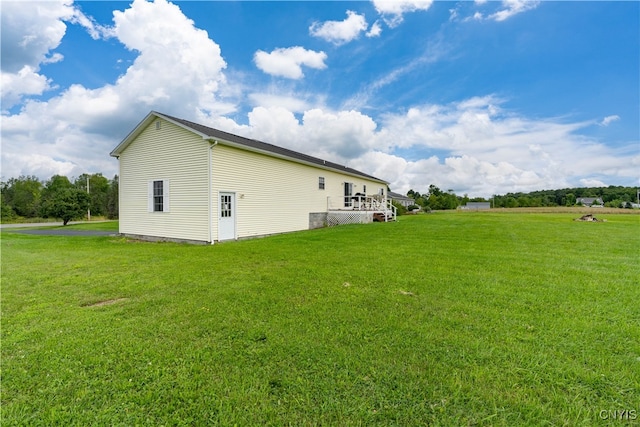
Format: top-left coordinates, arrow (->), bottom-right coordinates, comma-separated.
220,194 -> 232,218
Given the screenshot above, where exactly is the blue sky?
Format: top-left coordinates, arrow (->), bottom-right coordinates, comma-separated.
2,0 -> 638,197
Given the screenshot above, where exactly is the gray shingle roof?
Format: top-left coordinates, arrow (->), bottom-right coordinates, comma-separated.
158,112 -> 388,184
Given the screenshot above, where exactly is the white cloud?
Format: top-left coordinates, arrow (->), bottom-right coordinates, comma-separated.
372,0 -> 433,27
600,115 -> 620,127
367,21 -> 383,38
244,106 -> 379,163
452,0 -> 539,23
254,47 -> 327,79
579,178 -> 607,188
309,10 -> 369,45
488,0 -> 540,22
69,7 -> 112,40
0,0 -> 74,73
235,96 -> 638,198
342,38 -> 448,111
0,0 -> 75,108
248,93 -> 312,113
1,0 -> 230,179
364,96 -> 637,196
1,66 -> 53,110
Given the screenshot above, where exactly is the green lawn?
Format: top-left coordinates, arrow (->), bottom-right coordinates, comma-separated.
2,213 -> 639,425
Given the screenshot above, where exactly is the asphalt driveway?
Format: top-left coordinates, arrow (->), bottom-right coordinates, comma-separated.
1,221 -> 117,236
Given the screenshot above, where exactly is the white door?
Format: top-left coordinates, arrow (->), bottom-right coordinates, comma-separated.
218,192 -> 236,241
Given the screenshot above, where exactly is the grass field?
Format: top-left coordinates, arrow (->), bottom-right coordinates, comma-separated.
2,212 -> 639,425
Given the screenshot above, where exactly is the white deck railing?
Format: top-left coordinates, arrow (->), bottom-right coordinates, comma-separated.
327,195 -> 396,221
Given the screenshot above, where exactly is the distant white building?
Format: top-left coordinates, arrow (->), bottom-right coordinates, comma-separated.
576,197 -> 603,207
461,202 -> 491,210
388,191 -> 415,208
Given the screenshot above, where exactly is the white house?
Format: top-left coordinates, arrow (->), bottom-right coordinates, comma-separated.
576,197 -> 603,207
110,111 -> 394,244
461,202 -> 491,210
388,191 -> 415,208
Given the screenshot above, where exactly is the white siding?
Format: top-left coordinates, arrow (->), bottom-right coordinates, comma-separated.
118,118 -> 210,242
211,145 -> 386,240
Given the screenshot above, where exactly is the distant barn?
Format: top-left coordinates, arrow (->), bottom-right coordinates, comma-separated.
461,202 -> 491,210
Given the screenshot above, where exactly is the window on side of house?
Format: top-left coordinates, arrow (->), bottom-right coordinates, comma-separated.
319,176 -> 325,190
148,179 -> 170,212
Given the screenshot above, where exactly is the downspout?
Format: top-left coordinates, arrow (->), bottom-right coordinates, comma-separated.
207,139 -> 218,244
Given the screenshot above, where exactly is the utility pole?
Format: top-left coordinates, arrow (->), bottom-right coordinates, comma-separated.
87,175 -> 91,221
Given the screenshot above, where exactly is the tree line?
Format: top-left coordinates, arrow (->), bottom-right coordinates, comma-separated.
491,186 -> 638,209
1,174 -> 118,224
2,173 -> 636,223
403,185 -> 638,211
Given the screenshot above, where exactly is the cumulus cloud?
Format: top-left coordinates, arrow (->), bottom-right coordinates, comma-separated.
0,0 -> 75,108
309,10 -> 369,45
372,0 -> 433,27
230,95 -> 638,198
0,0 -> 74,73
254,47 -> 327,79
1,66 -> 53,109
1,0 -> 230,179
361,96 -> 638,195
243,106 -> 379,162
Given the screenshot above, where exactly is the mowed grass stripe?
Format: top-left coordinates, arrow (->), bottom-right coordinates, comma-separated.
2,213 -> 638,426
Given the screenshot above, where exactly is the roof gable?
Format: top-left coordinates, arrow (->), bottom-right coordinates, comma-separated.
111,111 -> 387,184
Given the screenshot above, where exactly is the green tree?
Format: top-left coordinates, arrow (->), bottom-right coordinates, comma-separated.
391,200 -> 406,216
2,176 -> 42,217
106,175 -> 119,219
42,175 -> 73,196
565,193 -> 576,206
40,175 -> 89,225
0,182 -> 16,220
75,173 -> 110,216
504,197 -> 518,208
41,187 -> 90,225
